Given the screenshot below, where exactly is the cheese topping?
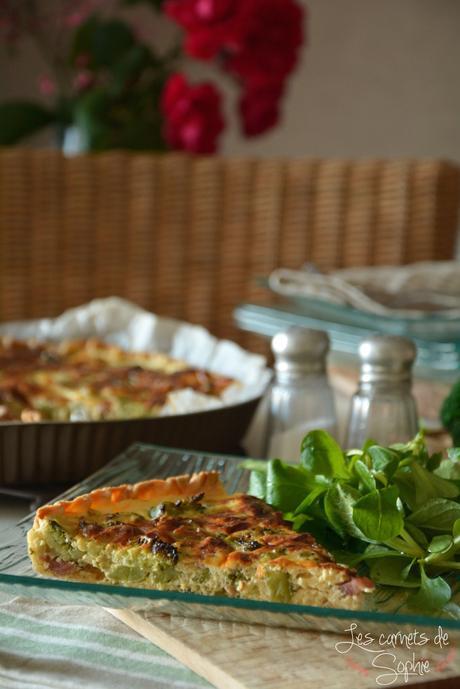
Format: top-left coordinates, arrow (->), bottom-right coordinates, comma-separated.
0,338 -> 233,422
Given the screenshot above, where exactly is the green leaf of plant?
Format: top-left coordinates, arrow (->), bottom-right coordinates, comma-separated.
361,544 -> 408,561
353,459 -> 376,492
435,452 -> 460,481
427,534 -> 453,553
239,459 -> 268,473
408,498 -> 460,531
401,558 -> 416,580
453,518 -> 460,539
407,568 -> 451,611
440,380 -> 460,433
391,431 -> 428,462
293,484 -> 327,515
265,459 -> 311,512
362,438 -> 378,452
0,101 -> 55,145
71,17 -> 136,69
426,451 -> 443,472
367,446 -> 401,478
300,430 -> 349,480
353,486 -> 404,541
410,461 -> 459,507
393,469 -> 417,510
248,471 -> 266,500
324,483 -> 364,540
284,512 -> 312,531
448,447 -> 460,461
111,44 -> 156,93
369,557 -> 420,587
404,522 -> 429,549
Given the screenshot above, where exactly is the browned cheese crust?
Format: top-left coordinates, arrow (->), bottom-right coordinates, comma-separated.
0,337 -> 234,422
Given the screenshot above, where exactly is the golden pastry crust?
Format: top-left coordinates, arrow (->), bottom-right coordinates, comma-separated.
35,471 -> 228,521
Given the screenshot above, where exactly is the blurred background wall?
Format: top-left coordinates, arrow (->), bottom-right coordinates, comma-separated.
1,0 -> 459,161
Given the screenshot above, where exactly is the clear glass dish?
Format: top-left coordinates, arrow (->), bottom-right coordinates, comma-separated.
1,443 -> 460,636
234,301 -> 460,381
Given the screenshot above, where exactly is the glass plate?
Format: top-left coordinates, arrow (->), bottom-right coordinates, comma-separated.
234,302 -> 460,381
1,443 -> 460,637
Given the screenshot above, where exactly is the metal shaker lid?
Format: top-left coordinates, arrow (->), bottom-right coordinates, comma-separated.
358,334 -> 417,384
271,327 -> 330,376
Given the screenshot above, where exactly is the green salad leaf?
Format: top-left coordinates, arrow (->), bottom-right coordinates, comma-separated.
408,568 -> 452,611
265,459 -> 311,512
300,430 -> 349,480
244,430 -> 460,615
353,486 -> 404,542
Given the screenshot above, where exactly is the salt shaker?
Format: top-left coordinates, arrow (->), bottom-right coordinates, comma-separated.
265,327 -> 338,462
345,334 -> 419,448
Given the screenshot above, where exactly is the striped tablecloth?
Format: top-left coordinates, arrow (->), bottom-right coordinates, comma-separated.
0,595 -> 212,689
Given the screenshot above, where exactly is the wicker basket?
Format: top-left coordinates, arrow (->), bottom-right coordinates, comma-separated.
0,150 -> 458,353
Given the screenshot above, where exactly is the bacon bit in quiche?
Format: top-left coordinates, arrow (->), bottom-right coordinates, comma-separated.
340,575 -> 374,596
79,519 -> 103,537
44,555 -> 103,580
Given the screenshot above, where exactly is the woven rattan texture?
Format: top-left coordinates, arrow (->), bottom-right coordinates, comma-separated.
0,150 -> 458,350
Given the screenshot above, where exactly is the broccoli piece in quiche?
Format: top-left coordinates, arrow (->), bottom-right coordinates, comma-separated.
441,379 -> 460,446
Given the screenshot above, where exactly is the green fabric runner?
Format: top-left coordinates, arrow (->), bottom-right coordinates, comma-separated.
0,596 -> 212,689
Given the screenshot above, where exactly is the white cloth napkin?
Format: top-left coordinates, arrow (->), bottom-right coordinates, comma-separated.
269,261 -> 460,318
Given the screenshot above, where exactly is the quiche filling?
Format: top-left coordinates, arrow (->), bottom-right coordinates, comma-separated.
28,473 -> 373,609
0,337 -> 233,422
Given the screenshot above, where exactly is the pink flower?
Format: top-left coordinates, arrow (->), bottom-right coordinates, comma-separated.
63,1 -> 107,29
38,75 -> 56,97
161,73 -> 225,154
73,70 -> 94,93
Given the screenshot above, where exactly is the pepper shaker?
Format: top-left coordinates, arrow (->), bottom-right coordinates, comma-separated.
345,334 -> 419,448
265,327 -> 338,462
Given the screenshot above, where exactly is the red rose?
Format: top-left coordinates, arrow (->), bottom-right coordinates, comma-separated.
161,73 -> 225,154
166,0 -> 242,59
166,0 -> 305,77
165,0 -> 236,29
226,0 -> 305,82
239,78 -> 284,137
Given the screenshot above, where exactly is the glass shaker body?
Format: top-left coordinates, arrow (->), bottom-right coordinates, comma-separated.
267,373 -> 337,461
345,335 -> 419,449
346,381 -> 418,448
265,327 -> 338,463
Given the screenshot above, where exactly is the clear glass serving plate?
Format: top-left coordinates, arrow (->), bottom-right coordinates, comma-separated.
1,443 -> 460,637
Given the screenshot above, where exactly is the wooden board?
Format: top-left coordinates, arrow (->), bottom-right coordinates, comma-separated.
107,609 -> 460,689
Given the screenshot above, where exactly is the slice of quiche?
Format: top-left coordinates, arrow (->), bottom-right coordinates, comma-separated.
27,472 -> 373,609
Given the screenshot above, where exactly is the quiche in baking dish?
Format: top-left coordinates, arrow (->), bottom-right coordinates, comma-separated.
27,471 -> 373,609
0,337 -> 233,422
